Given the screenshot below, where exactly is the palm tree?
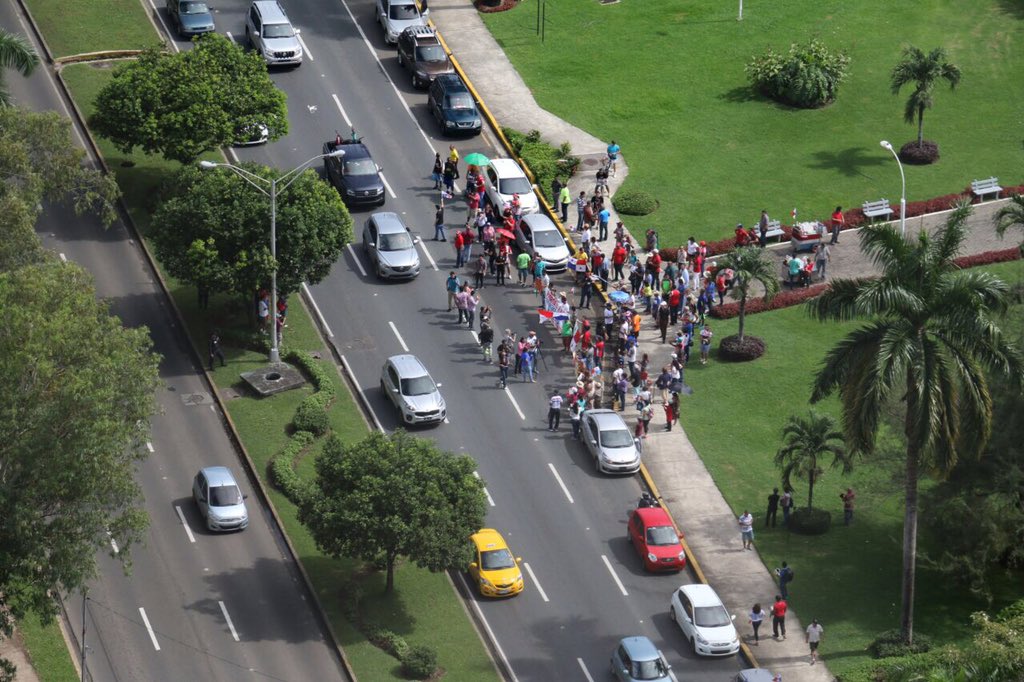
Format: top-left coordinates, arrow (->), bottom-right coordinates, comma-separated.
0,29 -> 40,107
775,411 -> 850,511
890,46 -> 961,148
994,194 -> 1024,245
717,245 -> 780,341
807,200 -> 1024,644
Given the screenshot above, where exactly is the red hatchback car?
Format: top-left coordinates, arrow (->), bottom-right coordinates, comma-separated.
627,507 -> 687,572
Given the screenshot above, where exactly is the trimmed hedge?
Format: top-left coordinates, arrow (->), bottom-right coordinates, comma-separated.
711,285 -> 828,319
293,397 -> 329,435
502,128 -> 579,207
952,246 -> 1022,268
269,430 -> 314,503
613,188 -> 659,216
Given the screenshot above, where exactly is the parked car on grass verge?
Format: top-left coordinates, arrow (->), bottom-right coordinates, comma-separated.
669,583 -> 740,657
468,528 -> 523,597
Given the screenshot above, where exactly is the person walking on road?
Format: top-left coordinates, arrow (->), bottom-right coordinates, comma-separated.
494,247 -> 508,286
548,392 -> 563,431
748,603 -> 765,646
840,487 -> 856,525
464,288 -> 479,329
569,401 -> 582,439
771,596 -> 787,640
521,342 -> 535,382
766,487 -> 780,527
454,285 -> 470,325
738,510 -> 755,550
473,253 -> 488,290
454,230 -> 466,267
516,251 -> 531,286
815,242 -> 831,281
497,341 -> 510,388
434,203 -> 447,241
445,271 -> 460,311
806,619 -> 824,664
431,153 -> 443,190
579,276 -> 593,309
559,184 -> 571,223
208,330 -> 226,370
781,489 -> 793,526
775,561 -> 794,599
479,322 -> 494,363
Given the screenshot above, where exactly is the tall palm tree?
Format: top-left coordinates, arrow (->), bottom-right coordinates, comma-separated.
994,194 -> 1024,245
717,245 -> 780,341
0,29 -> 40,107
807,201 -> 1024,644
775,411 -> 850,511
890,46 -> 961,148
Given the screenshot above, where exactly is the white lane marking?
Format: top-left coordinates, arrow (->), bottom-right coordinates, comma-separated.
547,463 -> 574,504
334,0 -> 436,152
388,321 -> 409,351
415,238 -> 438,271
469,330 -> 479,342
301,283 -> 335,338
346,243 -> 368,277
669,669 -> 679,682
225,145 -> 240,164
473,471 -> 495,506
296,32 -> 314,61
340,354 -> 385,433
457,573 -> 520,682
146,0 -> 179,52
601,555 -> 629,596
174,505 -> 196,544
59,253 -> 67,262
139,607 -> 161,650
146,441 -> 154,453
504,387 -> 526,420
522,562 -> 549,602
578,659 -> 595,682
218,601 -> 240,642
379,172 -> 398,199
331,94 -> 353,128
107,531 -> 119,555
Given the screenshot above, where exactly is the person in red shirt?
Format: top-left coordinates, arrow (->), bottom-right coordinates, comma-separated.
735,224 -> 750,247
715,272 -> 728,305
668,286 -> 682,325
771,596 -> 788,639
830,205 -> 844,245
454,230 -> 466,267
612,244 -> 627,281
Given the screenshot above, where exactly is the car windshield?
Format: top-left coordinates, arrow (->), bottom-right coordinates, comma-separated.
694,604 -> 733,628
209,484 -> 242,506
263,23 -> 294,38
632,658 -> 668,681
481,548 -> 515,570
400,375 -> 436,396
181,1 -> 209,13
344,158 -> 378,176
415,45 -> 446,62
532,230 -> 563,248
600,427 -> 634,448
646,525 -> 678,546
446,94 -> 474,110
498,176 -> 531,196
389,3 -> 419,19
379,231 -> 413,251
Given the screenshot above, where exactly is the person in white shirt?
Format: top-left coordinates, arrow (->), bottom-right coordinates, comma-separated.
806,619 -> 824,664
548,392 -> 563,431
738,510 -> 754,550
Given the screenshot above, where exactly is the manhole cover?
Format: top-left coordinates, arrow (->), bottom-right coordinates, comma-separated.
181,392 -> 212,406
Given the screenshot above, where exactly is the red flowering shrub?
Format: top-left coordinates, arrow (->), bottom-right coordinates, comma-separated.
710,284 -> 828,319
953,248 -> 1022,268
475,0 -> 517,12
1000,185 -> 1024,199
660,246 -> 680,262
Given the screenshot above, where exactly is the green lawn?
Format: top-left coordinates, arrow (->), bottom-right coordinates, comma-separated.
482,0 -> 1024,246
18,614 -> 77,682
23,0 -> 159,58
60,62 -> 498,682
677,259 -> 1024,678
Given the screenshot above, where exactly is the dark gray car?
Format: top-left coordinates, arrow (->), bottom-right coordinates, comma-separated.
166,0 -> 215,38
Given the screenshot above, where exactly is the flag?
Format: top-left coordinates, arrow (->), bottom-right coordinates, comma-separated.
538,309 -> 554,324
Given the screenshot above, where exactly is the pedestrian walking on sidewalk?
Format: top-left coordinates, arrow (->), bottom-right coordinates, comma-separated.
606,140 -> 620,176
738,510 -> 755,550
548,392 -> 563,431
575,191 -> 587,231
830,206 -> 844,244
208,330 -> 226,370
775,561 -> 794,599
766,487 -> 780,527
559,184 -> 571,223
748,603 -> 765,646
806,619 -> 824,664
815,242 -> 831,280
598,205 -> 611,241
840,487 -> 856,525
781,489 -> 793,526
663,394 -> 676,431
771,596 -> 787,639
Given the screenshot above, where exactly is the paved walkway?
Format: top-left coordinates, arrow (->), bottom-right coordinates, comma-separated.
431,3 -> 1016,681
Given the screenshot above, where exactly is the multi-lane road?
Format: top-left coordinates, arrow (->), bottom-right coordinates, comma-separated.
4,0 -> 746,677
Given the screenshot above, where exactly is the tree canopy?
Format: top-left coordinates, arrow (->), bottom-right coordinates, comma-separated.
0,261 -> 160,646
717,245 -> 779,341
890,45 -> 961,147
994,194 -> 1024,246
299,431 -> 487,593
150,162 -> 352,301
775,411 -> 850,511
808,202 -> 1024,643
91,33 -> 287,163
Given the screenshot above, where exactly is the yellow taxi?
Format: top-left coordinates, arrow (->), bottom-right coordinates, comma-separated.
469,529 -> 524,598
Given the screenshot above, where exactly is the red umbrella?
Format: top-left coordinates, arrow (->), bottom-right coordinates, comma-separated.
496,228 -> 516,240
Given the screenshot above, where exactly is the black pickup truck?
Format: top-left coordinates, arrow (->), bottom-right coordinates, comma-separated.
322,137 -> 386,207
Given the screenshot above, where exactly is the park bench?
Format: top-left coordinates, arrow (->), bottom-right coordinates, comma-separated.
862,199 -> 893,222
971,177 -> 1002,202
763,219 -> 784,242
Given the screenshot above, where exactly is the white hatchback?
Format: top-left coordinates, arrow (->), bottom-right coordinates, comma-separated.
484,158 -> 539,215
669,583 -> 740,657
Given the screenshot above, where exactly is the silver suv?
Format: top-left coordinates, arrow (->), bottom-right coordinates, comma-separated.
363,212 -> 420,280
381,355 -> 445,425
581,409 -> 641,474
245,0 -> 302,67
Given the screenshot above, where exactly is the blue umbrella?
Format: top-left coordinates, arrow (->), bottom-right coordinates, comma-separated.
608,290 -> 630,303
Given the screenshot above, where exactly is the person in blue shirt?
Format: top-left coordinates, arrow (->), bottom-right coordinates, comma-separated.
606,140 -> 621,176
598,206 -> 611,241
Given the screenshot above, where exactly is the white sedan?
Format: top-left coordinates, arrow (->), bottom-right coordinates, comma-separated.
483,158 -> 539,215
669,583 -> 740,657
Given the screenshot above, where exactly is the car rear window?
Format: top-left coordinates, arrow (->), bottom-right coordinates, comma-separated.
633,658 -> 669,681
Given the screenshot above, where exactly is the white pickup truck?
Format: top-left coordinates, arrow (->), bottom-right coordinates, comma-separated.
376,0 -> 428,44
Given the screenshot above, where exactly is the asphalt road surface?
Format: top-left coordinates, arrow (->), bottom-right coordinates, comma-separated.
1,2 -> 352,681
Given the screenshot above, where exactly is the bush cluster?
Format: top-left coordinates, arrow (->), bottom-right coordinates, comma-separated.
613,188 -> 658,216
746,39 -> 850,108
869,629 -> 934,659
475,0 -> 517,12
718,334 -> 766,362
269,430 -> 314,503
898,140 -> 940,165
401,644 -> 439,679
952,247 -> 1022,268
293,397 -> 329,435
502,128 -> 579,207
788,507 -> 832,535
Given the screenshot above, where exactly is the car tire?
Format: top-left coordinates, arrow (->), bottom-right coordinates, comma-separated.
670,605 -> 678,623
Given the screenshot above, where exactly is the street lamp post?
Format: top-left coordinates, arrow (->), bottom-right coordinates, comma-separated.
880,140 -> 907,237
200,150 -> 344,364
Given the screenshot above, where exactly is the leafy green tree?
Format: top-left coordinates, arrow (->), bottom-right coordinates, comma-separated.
91,33 -> 287,163
0,29 -> 39,107
0,194 -> 45,272
808,202 -> 1024,644
775,411 -> 850,511
890,46 -> 961,148
150,163 -> 352,302
717,246 -> 780,342
299,431 -> 487,593
994,194 -> 1024,246
0,107 -> 120,226
0,261 -> 160,675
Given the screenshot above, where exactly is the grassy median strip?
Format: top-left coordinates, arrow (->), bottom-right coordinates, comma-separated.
17,613 -> 78,682
58,61 -> 498,682
674,260 -> 1024,678
23,0 -> 158,58
483,0 -> 1024,244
